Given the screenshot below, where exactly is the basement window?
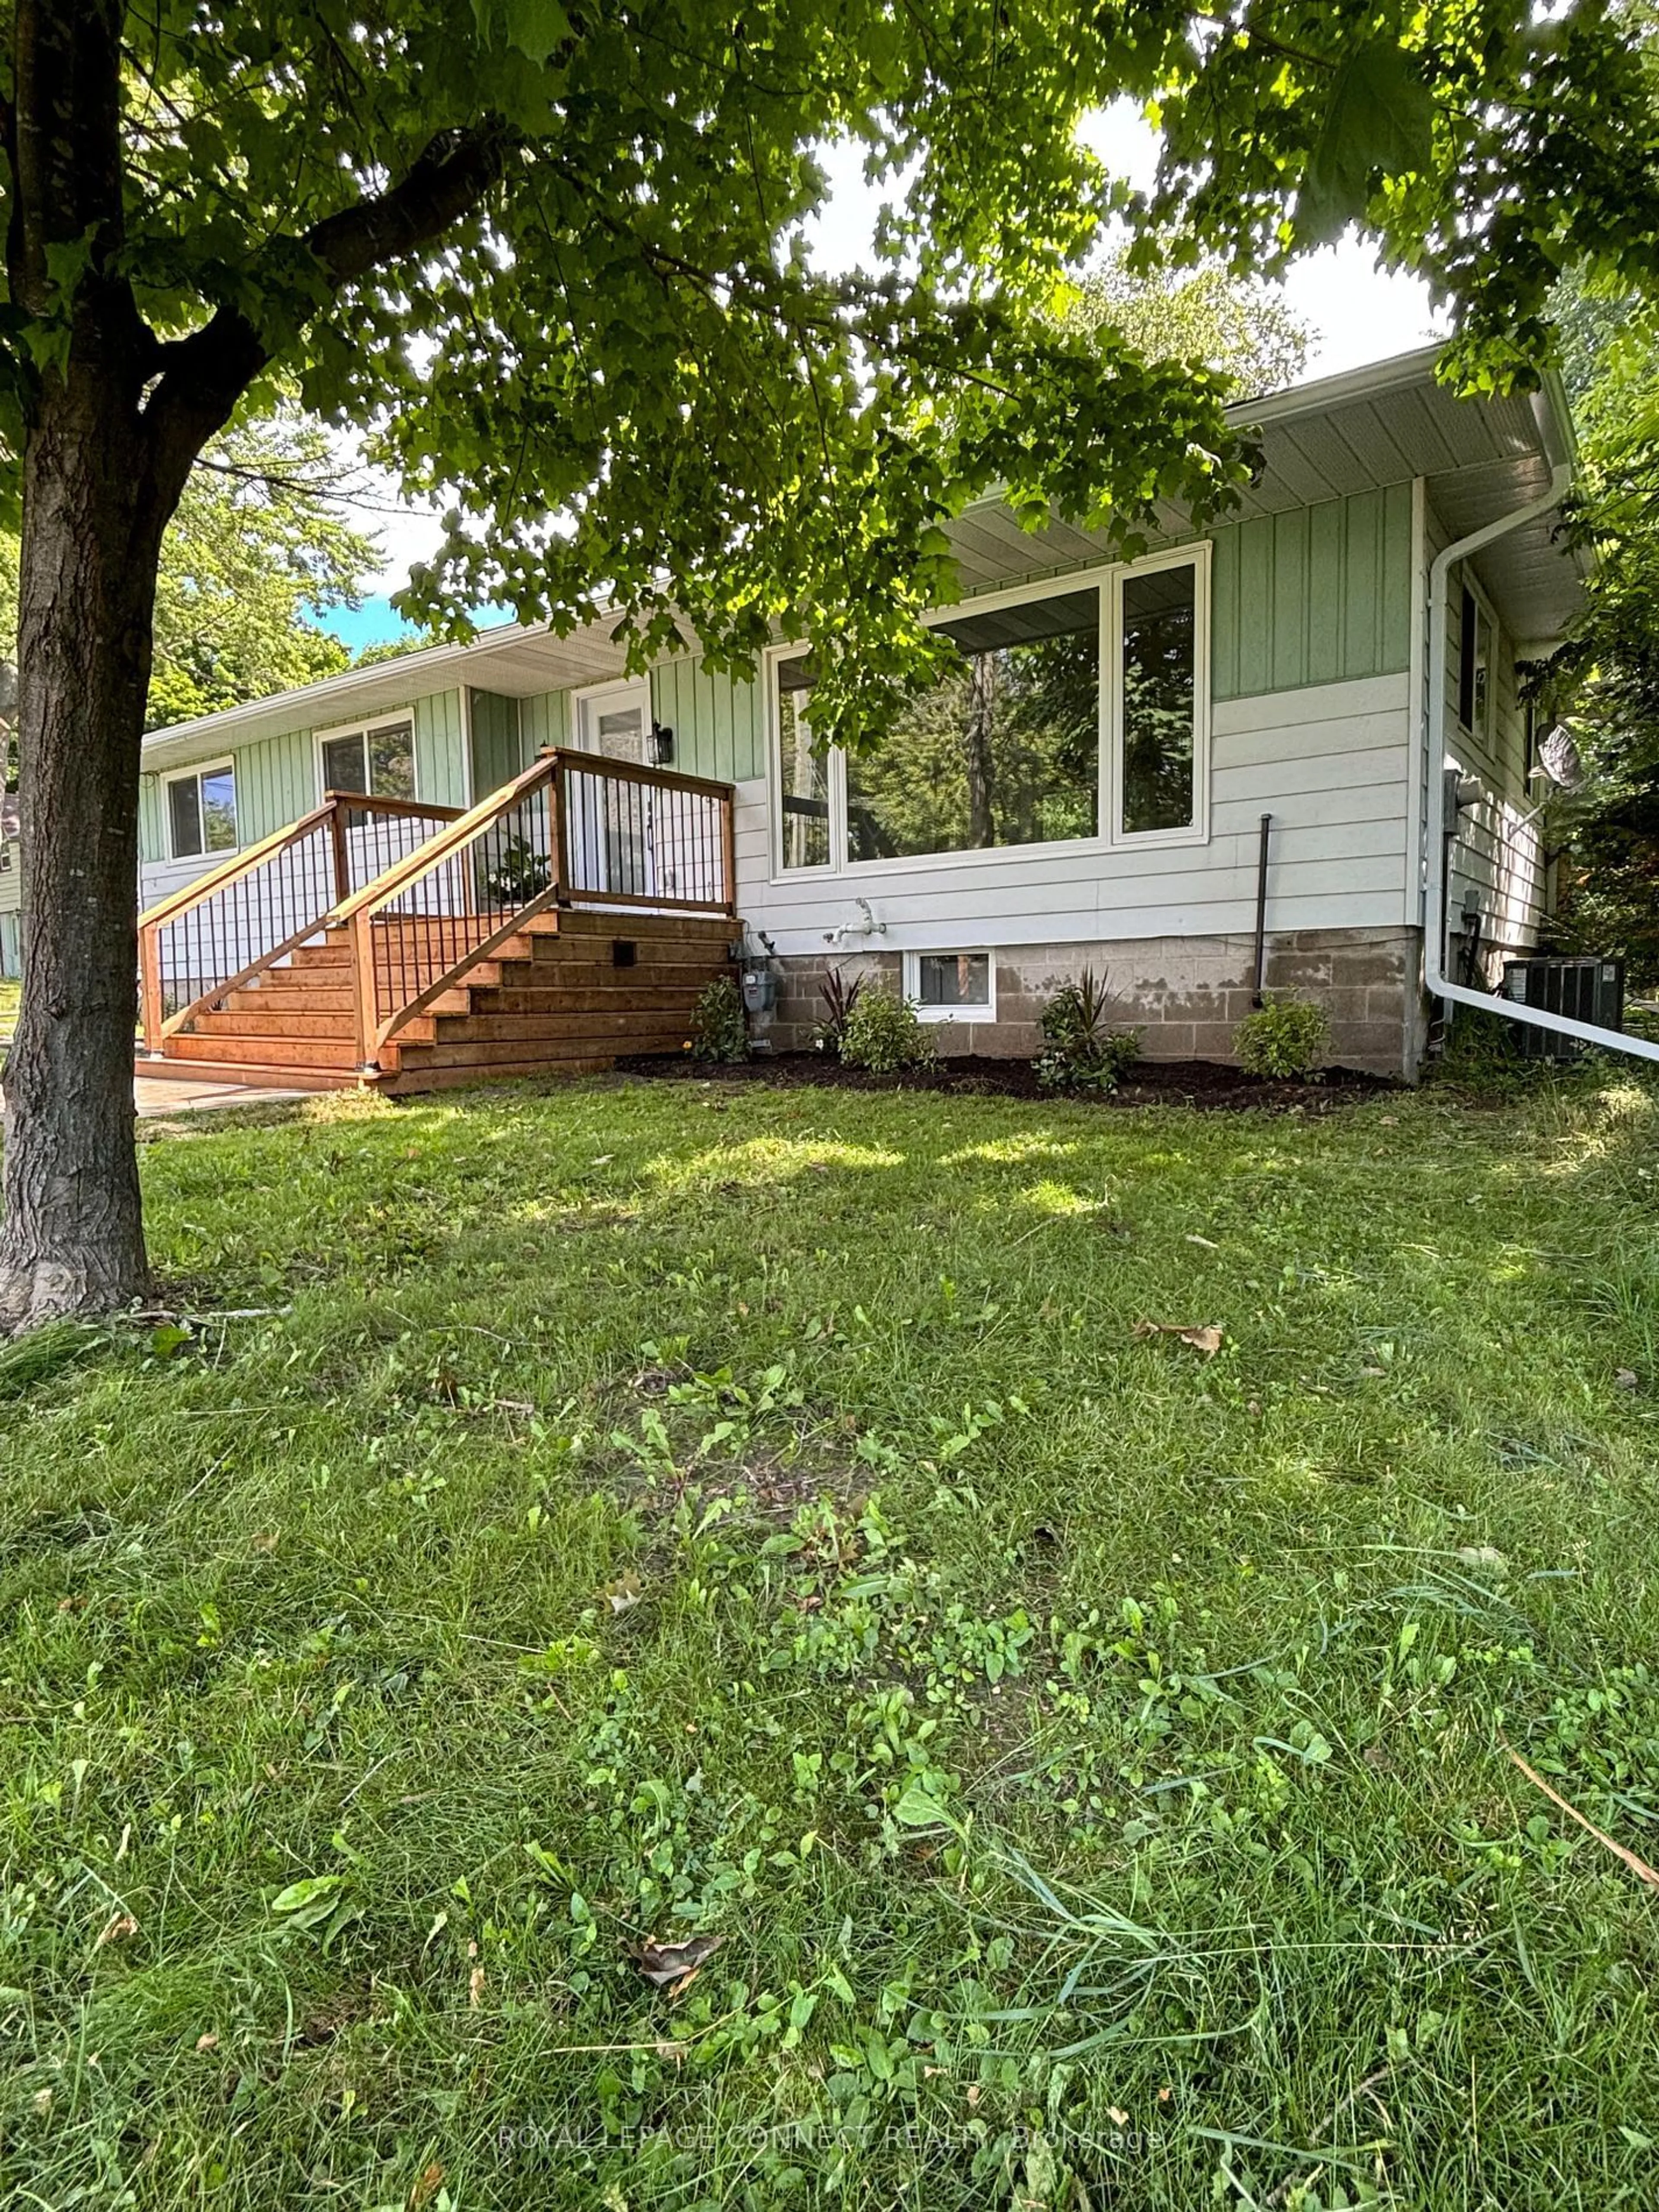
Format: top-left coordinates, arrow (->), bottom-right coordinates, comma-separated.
167,761 -> 237,859
905,949 -> 994,1021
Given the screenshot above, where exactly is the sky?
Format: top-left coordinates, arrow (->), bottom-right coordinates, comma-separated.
324,102 -> 1442,652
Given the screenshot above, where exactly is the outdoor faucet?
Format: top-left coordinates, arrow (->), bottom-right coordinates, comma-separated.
822,898 -> 888,947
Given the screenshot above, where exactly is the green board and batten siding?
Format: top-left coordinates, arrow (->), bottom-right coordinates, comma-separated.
518,689 -> 568,756
411,692 -> 467,810
140,688 -> 468,865
469,689 -> 528,795
650,660 -> 764,785
1211,486 -> 1414,700
508,667 -> 762,787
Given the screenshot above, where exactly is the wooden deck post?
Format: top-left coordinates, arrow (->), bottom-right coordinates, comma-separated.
547,766 -> 565,903
720,790 -> 737,916
350,909 -> 379,1068
138,926 -> 162,1053
327,796 -> 352,906
553,754 -> 574,902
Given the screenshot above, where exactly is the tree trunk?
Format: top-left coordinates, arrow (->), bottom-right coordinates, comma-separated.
963,652 -> 997,848
0,377 -> 168,1328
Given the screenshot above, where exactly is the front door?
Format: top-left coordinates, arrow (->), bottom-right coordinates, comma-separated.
572,679 -> 653,896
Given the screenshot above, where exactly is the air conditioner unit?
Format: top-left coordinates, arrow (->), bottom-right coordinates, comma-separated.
1500,955 -> 1624,1058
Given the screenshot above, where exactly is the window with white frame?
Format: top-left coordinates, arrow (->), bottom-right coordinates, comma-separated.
772,550 -> 1208,873
319,715 -> 417,802
905,949 -> 994,1020
166,761 -> 237,859
1457,583 -> 1496,748
1114,559 -> 1201,839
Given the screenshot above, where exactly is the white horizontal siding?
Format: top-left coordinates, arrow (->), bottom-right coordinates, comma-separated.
734,673 -> 1412,953
1437,531 -> 1547,959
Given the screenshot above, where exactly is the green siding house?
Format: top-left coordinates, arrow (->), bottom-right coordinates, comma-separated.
122,347 -> 1584,1079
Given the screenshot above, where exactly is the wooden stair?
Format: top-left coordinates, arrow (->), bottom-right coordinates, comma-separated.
149,906 -> 735,1096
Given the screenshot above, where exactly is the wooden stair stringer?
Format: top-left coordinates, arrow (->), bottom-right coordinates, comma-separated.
369,907 -> 735,1094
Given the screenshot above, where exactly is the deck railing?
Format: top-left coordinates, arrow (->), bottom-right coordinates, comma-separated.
137,790 -> 463,1051
329,748 -> 736,1062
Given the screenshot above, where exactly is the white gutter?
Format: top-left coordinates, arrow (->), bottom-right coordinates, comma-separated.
1423,412 -> 1659,1065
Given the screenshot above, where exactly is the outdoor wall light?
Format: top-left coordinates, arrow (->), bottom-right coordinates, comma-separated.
648,721 -> 675,765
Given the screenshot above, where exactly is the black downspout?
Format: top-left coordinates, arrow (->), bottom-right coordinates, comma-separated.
1251,813 -> 1273,1006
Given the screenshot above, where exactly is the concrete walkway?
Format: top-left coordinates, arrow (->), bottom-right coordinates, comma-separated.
134,1071 -> 316,1116
1,1029 -> 316,1118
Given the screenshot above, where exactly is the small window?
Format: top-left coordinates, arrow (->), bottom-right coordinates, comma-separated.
906,950 -> 993,1020
776,660 -> 831,871
320,717 -> 416,801
1457,585 -> 1494,745
167,763 -> 237,859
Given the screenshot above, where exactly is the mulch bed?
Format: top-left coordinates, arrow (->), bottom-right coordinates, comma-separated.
614,1049 -> 1398,1114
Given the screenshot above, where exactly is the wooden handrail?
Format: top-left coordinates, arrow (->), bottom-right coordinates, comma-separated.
137,798 -> 337,931
324,790 -> 466,825
538,745 -> 736,803
330,755 -> 558,926
374,880 -> 566,1049
137,791 -> 462,932
154,910 -> 344,1046
340,747 -> 739,1064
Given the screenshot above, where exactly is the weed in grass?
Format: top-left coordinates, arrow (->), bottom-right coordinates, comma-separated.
1,1070 -> 1659,2207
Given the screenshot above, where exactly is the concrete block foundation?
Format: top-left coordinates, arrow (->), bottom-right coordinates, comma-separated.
753,926 -> 1427,1079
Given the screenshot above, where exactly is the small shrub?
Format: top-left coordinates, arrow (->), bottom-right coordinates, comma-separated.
690,975 -> 749,1062
839,987 -> 937,1075
1033,969 -> 1141,1093
1233,994 -> 1331,1080
813,966 -> 864,1058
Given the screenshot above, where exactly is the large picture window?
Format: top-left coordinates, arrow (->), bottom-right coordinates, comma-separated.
319,716 -> 416,802
844,590 -> 1099,861
772,553 -> 1208,874
167,762 -> 237,859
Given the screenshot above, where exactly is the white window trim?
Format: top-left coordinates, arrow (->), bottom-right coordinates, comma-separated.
1106,541 -> 1212,850
903,947 -> 996,1023
314,707 -> 419,803
766,543 -> 1212,884
766,652 -> 838,878
162,756 -> 238,860
571,675 -> 652,754
1456,570 -> 1500,752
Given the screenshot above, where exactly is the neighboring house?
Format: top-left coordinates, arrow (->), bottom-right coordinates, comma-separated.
128,345 -> 1585,1087
0,790 -> 20,979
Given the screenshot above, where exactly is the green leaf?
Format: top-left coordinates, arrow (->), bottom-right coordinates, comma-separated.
270,1874 -> 343,1915
1298,42 -> 1435,245
502,0 -> 571,60
892,1780 -> 953,1829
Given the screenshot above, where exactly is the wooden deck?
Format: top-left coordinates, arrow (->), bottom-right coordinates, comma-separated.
137,753 -> 739,1096
143,908 -> 734,1094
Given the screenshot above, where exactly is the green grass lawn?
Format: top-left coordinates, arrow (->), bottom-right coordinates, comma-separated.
4,1068 -> 1659,2209
0,975 -> 18,1035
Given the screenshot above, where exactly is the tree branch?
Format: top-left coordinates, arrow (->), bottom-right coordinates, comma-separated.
144,119 -> 512,500
305,121 -> 510,286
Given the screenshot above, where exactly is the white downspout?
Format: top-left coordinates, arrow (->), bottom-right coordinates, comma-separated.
1423,412 -> 1659,1065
